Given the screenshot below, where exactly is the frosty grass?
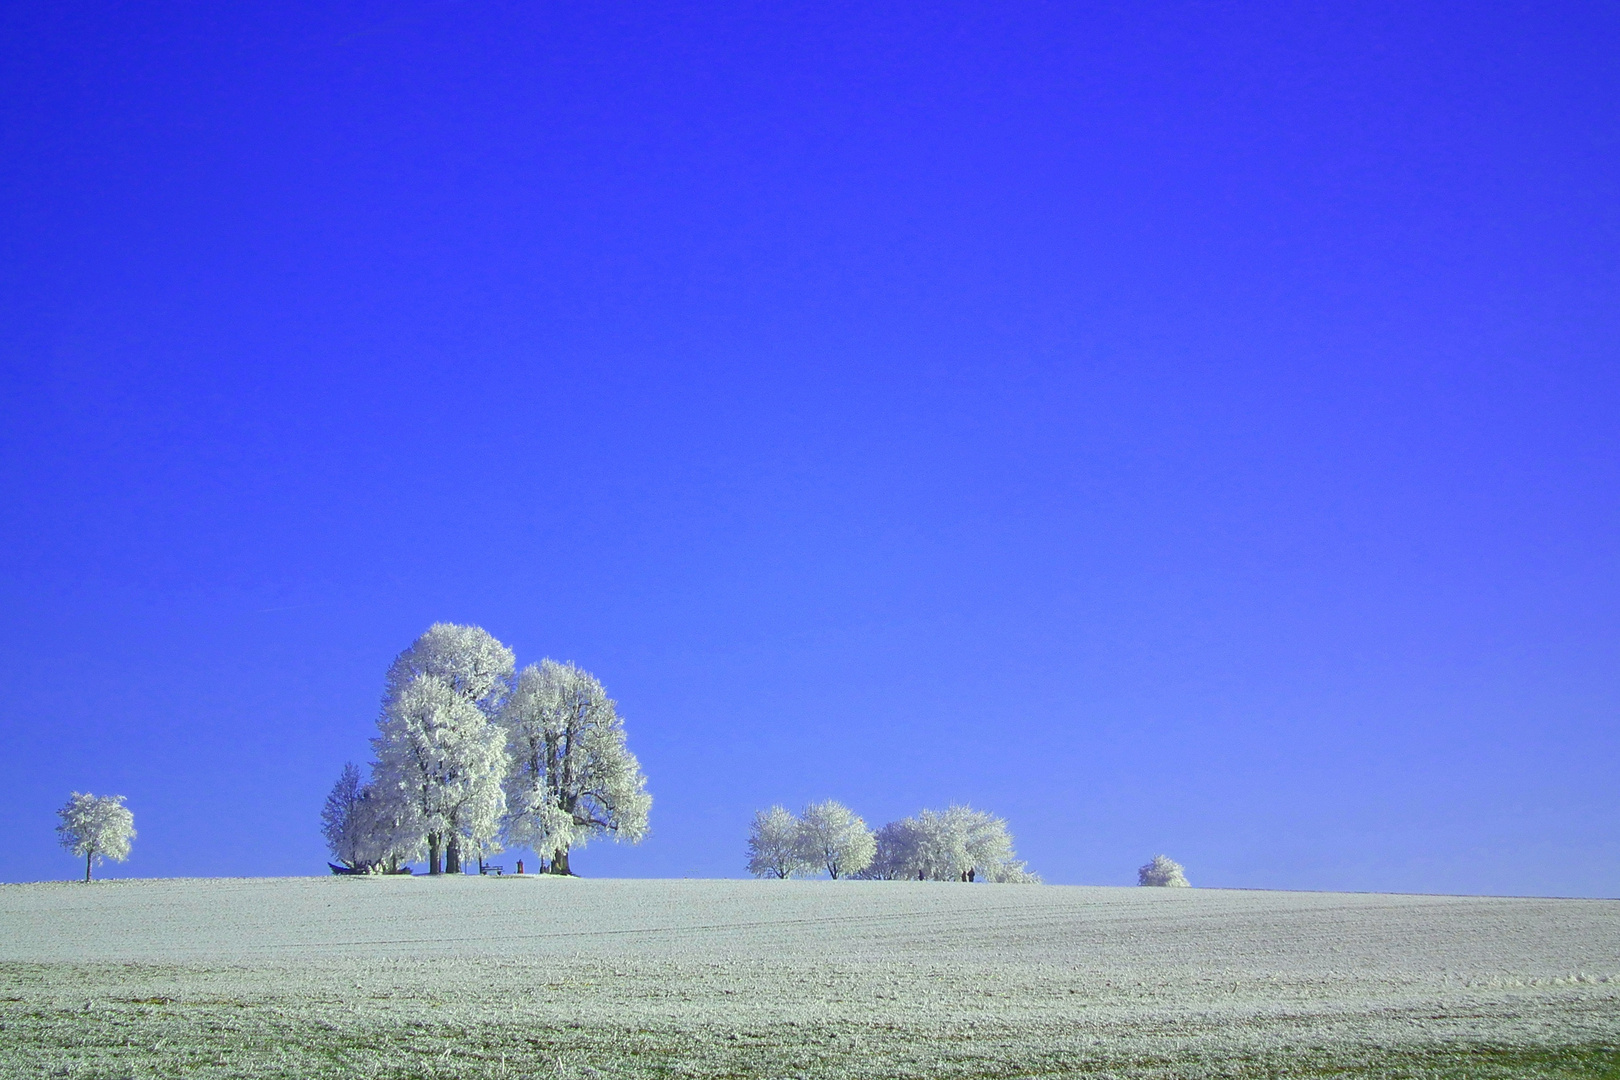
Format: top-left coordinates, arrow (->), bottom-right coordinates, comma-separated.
1,875 -> 1616,1078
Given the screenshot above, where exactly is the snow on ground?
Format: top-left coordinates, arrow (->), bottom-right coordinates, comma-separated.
1,875 -> 1616,1078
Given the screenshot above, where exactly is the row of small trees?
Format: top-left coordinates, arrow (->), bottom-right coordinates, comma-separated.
747,801 -> 1041,883
322,623 -> 651,875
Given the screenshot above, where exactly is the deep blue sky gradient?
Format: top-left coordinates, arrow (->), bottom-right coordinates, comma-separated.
2,1 -> 1617,893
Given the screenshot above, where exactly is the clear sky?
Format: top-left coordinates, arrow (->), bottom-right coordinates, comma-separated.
2,2 -> 1616,894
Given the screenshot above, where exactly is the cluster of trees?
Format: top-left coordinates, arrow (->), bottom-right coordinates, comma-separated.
322,623 -> 651,875
748,801 -> 1039,883
56,793 -> 135,882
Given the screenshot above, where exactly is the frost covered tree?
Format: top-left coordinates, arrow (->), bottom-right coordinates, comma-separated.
1138,854 -> 1190,887
862,819 -> 921,880
373,672 -> 510,875
322,763 -> 372,869
371,624 -> 515,874
499,659 -> 650,875
795,800 -> 875,879
322,762 -> 413,872
746,805 -> 809,878
858,806 -> 1038,883
56,793 -> 135,882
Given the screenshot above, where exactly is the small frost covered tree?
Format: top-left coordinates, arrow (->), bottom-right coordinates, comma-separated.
372,624 -> 515,874
795,800 -> 875,879
373,673 -> 510,875
746,805 -> 809,878
322,763 -> 371,869
322,762 -> 413,872
56,793 -> 135,882
1138,854 -> 1190,887
499,659 -> 650,875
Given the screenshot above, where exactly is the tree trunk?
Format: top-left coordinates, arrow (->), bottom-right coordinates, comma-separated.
446,836 -> 461,874
550,848 -> 571,875
428,834 -> 441,875
85,850 -> 92,883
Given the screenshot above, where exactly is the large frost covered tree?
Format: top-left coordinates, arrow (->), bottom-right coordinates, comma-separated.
56,793 -> 135,882
795,800 -> 875,879
499,659 -> 650,875
1138,854 -> 1190,887
371,624 -> 514,874
746,805 -> 810,878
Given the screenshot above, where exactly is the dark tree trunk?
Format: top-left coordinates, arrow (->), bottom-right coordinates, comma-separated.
550,848 -> 571,875
428,834 -> 441,875
446,836 -> 461,874
85,850 -> 93,883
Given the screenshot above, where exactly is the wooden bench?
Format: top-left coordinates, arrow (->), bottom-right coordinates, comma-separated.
480,864 -> 505,876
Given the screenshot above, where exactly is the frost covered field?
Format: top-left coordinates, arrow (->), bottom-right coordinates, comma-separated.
1,876 -> 1617,1079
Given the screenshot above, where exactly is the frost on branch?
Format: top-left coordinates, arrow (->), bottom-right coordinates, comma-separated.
794,800 -> 875,879
499,659 -> 650,876
1138,854 -> 1190,887
747,805 -> 809,878
56,792 -> 135,882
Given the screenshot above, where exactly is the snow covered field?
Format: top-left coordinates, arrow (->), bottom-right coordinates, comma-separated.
1,875 -> 1616,1078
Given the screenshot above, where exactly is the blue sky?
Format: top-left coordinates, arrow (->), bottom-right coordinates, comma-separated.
1,1 -> 1616,894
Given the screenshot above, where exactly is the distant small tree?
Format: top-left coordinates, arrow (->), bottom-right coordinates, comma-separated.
56,793 -> 135,882
746,805 -> 809,878
795,800 -> 876,879
1138,854 -> 1190,887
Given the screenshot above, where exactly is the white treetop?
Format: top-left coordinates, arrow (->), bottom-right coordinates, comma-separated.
56,792 -> 135,882
385,622 -> 515,715
1138,854 -> 1190,887
795,800 -> 875,879
746,805 -> 810,879
499,659 -> 650,875
372,672 -> 509,874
